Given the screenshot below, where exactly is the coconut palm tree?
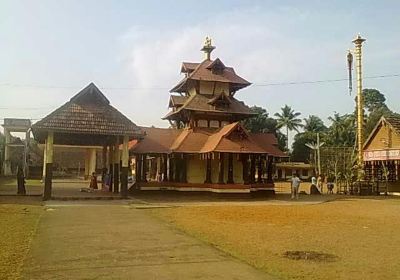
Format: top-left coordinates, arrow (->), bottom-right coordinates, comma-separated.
274,105 -> 303,151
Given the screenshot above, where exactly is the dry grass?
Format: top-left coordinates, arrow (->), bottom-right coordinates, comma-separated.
0,204 -> 43,279
153,198 -> 400,280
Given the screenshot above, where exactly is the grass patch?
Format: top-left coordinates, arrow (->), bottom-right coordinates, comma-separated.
0,204 -> 43,279
153,198 -> 400,280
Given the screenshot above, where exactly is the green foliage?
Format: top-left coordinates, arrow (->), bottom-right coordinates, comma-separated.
326,113 -> 356,147
274,105 -> 303,151
363,88 -> 387,113
242,106 -> 287,151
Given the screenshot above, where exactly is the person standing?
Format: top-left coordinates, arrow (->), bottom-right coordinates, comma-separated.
89,172 -> 98,190
317,174 -> 323,194
291,173 -> 301,200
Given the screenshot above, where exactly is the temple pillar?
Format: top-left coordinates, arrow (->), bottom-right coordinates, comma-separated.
242,155 -> 249,184
163,154 -> 168,181
113,137 -> 120,193
3,128 -> 11,175
250,154 -> 256,184
227,153 -> 234,184
43,132 -> 54,200
182,154 -> 188,183
204,154 -> 212,184
267,156 -> 273,183
108,145 -> 114,191
120,135 -> 129,198
218,152 -> 225,184
257,156 -> 263,183
168,155 -> 174,182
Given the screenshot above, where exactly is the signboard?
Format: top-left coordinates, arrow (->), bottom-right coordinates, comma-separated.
4,118 -> 31,127
364,149 -> 400,161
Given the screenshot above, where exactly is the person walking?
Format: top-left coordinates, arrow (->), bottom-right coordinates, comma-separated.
291,173 -> 301,200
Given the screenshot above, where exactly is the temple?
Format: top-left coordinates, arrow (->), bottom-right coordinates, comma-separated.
130,38 -> 286,193
363,115 -> 400,193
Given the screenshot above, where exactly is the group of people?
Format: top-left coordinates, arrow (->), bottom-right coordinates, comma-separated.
291,173 -> 334,200
88,169 -> 112,191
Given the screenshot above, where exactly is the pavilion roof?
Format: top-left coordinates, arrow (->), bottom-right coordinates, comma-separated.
32,83 -> 143,143
171,59 -> 251,93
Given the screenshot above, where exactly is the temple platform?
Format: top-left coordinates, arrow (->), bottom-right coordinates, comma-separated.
133,181 -> 275,193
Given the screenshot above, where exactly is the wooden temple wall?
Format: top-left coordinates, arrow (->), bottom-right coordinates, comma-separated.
199,81 -> 229,95
185,154 -> 244,184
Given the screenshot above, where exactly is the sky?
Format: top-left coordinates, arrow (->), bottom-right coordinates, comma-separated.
1,0 -> 399,144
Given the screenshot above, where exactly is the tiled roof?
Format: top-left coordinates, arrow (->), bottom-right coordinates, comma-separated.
130,127 -> 181,154
163,93 -> 254,120
171,59 -> 251,93
363,115 -> 400,149
168,95 -> 188,108
130,122 -> 285,157
32,83 -> 142,138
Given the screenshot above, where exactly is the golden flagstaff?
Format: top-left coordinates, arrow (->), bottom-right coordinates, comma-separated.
349,34 -> 366,180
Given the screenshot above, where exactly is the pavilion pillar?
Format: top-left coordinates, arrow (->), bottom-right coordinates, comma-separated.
204,154 -> 212,184
142,154 -> 148,182
84,149 -> 90,180
101,146 -> 107,182
218,152 -> 225,184
89,148 -> 96,176
227,153 -> 234,184
42,139 -> 47,181
43,132 -> 54,200
250,154 -> 256,184
267,156 -> 274,183
120,135 -> 129,198
108,145 -> 114,191
242,155 -> 250,185
163,154 -> 168,182
257,156 -> 263,183
113,137 -> 120,193
3,128 -> 11,175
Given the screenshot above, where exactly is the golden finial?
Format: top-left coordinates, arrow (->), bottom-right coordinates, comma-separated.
201,36 -> 216,60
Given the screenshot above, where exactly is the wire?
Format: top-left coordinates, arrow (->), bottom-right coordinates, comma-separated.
254,74 -> 400,87
0,73 -> 399,90
0,73 -> 399,111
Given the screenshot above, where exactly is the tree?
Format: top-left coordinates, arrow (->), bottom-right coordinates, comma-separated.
242,106 -> 287,151
363,88 -> 387,113
326,113 -> 356,147
291,116 -> 327,162
303,115 -> 327,133
274,105 -> 303,151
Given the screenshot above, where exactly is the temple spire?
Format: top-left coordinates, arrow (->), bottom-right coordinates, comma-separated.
201,36 -> 216,60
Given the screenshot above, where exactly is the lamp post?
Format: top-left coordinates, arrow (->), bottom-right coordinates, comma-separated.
352,34 -> 366,180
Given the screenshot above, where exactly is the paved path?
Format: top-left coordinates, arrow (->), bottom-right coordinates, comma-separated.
22,201 -> 273,280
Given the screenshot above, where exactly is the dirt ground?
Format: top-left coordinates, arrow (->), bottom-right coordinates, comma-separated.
0,204 -> 43,279
153,197 -> 400,280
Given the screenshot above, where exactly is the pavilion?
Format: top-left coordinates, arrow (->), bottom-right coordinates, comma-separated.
129,38 -> 286,193
32,83 -> 143,200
